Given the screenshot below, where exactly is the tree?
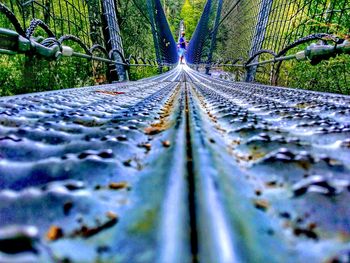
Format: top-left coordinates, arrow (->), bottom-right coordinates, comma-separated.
180,0 -> 206,39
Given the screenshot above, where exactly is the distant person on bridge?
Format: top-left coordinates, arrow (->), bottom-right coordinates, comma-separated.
178,32 -> 187,64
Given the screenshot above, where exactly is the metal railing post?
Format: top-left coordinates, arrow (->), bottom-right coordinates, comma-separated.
101,0 -> 128,81
245,0 -> 273,82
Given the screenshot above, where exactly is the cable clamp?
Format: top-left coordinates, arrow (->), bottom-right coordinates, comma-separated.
295,51 -> 306,61
61,45 -> 73,57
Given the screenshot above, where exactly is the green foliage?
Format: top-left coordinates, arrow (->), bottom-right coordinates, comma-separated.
117,0 -> 155,59
163,0 -> 184,36
181,0 -> 195,38
0,56 -> 23,96
129,66 -> 161,80
280,55 -> 350,95
180,0 -> 205,39
0,54 -> 95,96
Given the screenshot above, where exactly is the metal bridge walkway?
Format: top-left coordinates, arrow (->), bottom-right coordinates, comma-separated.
0,65 -> 350,262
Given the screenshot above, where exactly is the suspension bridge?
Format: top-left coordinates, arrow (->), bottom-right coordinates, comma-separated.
0,0 -> 350,262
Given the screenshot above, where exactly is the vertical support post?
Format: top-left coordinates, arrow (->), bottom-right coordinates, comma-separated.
245,0 -> 272,82
101,0 -> 128,81
147,0 -> 163,73
205,0 -> 223,75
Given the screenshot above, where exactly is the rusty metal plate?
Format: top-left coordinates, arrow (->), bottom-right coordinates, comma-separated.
0,65 -> 350,263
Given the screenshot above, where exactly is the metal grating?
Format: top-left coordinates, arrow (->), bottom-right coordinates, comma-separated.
0,66 -> 350,262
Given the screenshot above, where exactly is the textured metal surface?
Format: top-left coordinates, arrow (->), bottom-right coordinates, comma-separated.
185,67 -> 350,263
1,65 -> 350,262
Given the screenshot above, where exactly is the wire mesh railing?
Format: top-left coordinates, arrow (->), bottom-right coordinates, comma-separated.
188,0 -> 350,94
0,0 -> 129,92
0,0 -> 173,95
0,0 -> 119,60
218,0 -> 349,74
185,0 -> 217,65
147,0 -> 178,69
